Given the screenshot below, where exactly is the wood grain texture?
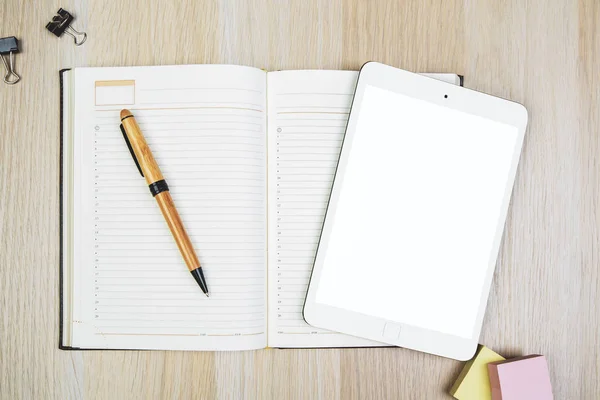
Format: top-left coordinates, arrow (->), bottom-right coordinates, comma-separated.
0,0 -> 598,399
155,191 -> 202,271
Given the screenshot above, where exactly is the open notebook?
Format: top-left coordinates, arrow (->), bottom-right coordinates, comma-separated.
60,65 -> 461,350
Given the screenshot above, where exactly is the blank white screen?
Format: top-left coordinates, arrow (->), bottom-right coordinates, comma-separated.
315,85 -> 519,339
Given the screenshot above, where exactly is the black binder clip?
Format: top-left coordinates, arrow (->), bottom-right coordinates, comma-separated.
46,8 -> 87,46
0,36 -> 21,85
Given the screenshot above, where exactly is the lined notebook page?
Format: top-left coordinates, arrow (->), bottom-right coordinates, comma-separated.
70,65 -> 267,350
266,70 -> 461,348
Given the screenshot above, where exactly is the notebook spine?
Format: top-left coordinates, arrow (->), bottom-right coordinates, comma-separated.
58,68 -> 71,350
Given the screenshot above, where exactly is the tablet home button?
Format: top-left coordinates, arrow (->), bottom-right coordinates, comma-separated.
382,323 -> 402,340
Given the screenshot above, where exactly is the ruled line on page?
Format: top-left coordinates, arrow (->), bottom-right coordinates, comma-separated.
96,106 -> 264,112
140,87 -> 263,93
138,101 -> 264,107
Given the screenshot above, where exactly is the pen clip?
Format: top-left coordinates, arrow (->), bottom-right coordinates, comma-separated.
120,124 -> 144,177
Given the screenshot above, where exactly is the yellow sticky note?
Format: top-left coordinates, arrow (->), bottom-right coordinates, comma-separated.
450,345 -> 505,400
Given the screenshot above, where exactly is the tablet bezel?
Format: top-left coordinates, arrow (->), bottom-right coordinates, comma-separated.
303,62 -> 528,361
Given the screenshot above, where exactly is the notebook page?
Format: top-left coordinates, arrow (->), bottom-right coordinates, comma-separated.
266,70 -> 461,348
69,65 -> 267,350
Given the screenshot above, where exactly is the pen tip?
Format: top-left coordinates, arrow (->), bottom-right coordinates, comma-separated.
120,109 -> 132,119
206,293 -> 210,298
190,268 -> 209,295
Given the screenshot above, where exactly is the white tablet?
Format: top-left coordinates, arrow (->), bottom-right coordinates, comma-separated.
303,62 -> 528,360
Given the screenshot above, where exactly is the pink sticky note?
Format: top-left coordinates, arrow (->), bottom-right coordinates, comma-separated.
488,355 -> 553,400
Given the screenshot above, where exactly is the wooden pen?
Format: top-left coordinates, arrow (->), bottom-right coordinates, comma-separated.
119,109 -> 209,297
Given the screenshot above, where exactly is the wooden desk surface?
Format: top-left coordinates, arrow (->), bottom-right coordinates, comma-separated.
1,0 -> 598,398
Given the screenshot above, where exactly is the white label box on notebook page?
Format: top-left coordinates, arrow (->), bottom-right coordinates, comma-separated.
94,80 -> 135,106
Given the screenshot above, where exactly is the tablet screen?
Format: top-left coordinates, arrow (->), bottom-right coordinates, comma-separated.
314,85 -> 520,339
